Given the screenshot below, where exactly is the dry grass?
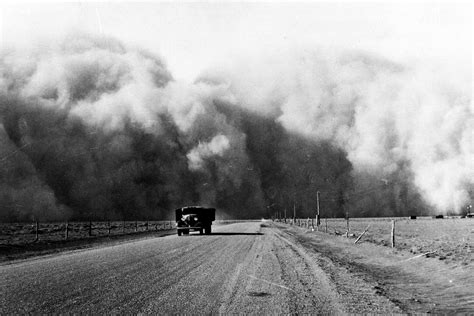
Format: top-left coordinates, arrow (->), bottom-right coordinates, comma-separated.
0,220 -> 257,246
283,217 -> 473,265
0,221 -> 176,245
277,222 -> 474,313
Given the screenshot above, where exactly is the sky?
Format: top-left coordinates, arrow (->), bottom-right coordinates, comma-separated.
0,1 -> 471,82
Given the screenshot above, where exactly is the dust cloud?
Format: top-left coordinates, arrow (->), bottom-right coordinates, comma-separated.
0,34 -> 471,221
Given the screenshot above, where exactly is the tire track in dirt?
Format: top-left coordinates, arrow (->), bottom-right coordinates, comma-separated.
272,231 -> 344,314
272,226 -> 403,313
274,222 -> 474,313
217,224 -> 293,314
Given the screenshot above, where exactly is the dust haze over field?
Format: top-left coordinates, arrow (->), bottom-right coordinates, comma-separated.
0,33 -> 472,221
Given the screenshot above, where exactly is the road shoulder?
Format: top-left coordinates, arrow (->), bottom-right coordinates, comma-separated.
274,222 -> 474,313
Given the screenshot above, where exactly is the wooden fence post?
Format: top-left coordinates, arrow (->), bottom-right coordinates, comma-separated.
354,225 -> 370,244
34,221 -> 39,242
122,221 -> 125,233
65,221 -> 69,240
346,217 -> 350,237
135,221 -> 138,232
108,221 -> 111,236
325,217 -> 328,233
146,221 -> 149,231
391,220 -> 395,248
89,221 -> 92,237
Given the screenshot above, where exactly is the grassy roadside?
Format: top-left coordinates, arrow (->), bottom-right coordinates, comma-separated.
274,222 -> 474,314
0,229 -> 176,264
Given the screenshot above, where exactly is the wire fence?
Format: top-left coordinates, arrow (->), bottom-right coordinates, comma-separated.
0,220 -> 176,245
275,216 -> 473,264
2,217 -> 471,265
0,219 -> 259,245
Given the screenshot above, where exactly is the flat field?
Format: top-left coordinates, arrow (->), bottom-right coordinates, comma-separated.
0,219 -> 247,246
286,217 -> 473,265
0,221 -> 175,246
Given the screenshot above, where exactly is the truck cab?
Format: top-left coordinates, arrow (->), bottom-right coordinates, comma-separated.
175,206 -> 215,236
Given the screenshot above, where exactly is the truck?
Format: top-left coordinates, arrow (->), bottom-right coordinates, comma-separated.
175,206 -> 215,236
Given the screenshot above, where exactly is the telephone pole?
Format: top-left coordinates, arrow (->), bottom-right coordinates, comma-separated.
316,190 -> 321,227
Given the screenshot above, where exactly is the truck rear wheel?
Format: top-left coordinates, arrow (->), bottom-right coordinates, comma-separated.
177,230 -> 182,236
199,229 -> 203,235
205,226 -> 212,235
183,229 -> 189,235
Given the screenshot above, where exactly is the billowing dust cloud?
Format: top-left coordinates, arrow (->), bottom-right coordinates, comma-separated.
0,34 -> 471,221
202,49 -> 473,214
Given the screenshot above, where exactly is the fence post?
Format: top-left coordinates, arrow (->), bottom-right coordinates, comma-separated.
391,220 -> 395,248
346,217 -> 350,237
355,225 -> 370,244
89,221 -> 92,237
122,221 -> 125,233
108,221 -> 111,236
135,221 -> 138,232
34,221 -> 39,242
65,221 -> 69,240
146,221 -> 149,231
325,217 -> 328,233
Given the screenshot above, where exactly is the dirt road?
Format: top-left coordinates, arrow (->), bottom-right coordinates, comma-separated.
1,221 -> 405,313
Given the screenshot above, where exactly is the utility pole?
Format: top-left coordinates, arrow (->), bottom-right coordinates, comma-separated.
316,190 -> 321,228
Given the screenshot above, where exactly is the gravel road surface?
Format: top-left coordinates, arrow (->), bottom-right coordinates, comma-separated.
1,221 -> 401,313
